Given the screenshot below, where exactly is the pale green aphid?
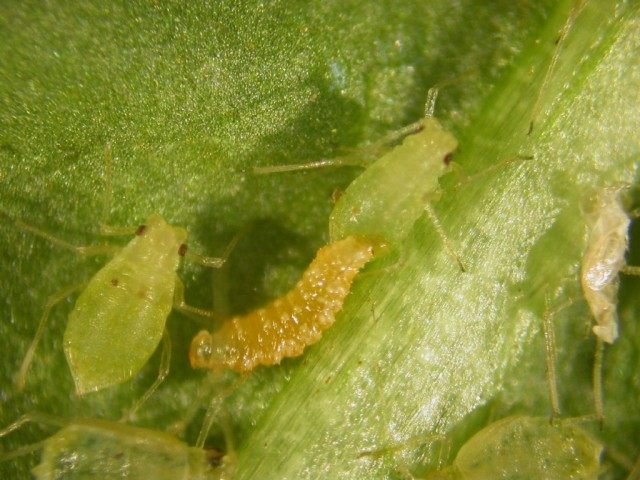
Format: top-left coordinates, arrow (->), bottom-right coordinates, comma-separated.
328,118 -> 456,244
0,413 -> 233,480
253,89 -> 459,250
423,416 -> 602,480
370,416 -> 601,480
11,211 -> 229,401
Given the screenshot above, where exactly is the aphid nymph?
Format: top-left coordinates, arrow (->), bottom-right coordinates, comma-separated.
190,235 -> 387,373
427,416 -> 602,480
0,413 -> 232,480
10,211 -> 230,402
363,416 -> 602,480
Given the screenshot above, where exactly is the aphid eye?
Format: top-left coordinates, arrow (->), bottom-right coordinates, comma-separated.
443,152 -> 454,165
135,224 -> 147,236
178,244 -> 188,256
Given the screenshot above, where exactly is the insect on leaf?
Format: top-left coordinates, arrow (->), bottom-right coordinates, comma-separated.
64,215 -> 187,395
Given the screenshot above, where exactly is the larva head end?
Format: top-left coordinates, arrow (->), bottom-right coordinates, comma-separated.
190,330 -> 214,369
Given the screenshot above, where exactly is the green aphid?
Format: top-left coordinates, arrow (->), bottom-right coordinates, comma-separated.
424,416 -> 602,480
329,117 -> 457,244
254,112 -> 457,246
63,215 -> 187,395
11,212 -> 228,399
0,414 -> 232,480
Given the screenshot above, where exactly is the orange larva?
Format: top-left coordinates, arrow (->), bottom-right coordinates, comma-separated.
189,235 -> 387,372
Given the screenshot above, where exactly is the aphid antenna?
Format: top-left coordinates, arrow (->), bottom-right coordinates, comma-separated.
528,0 -> 589,136
252,110 -> 430,176
451,154 -> 535,191
10,214 -> 118,257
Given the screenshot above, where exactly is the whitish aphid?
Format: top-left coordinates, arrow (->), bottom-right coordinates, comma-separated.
581,188 -> 634,344
580,187 -> 639,422
0,413 -> 233,480
366,416 -> 602,480
190,235 -> 387,372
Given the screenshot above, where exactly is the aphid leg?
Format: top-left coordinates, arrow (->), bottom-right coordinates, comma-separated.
173,278 -> 223,321
15,283 -> 87,391
0,412 -> 65,463
185,226 -> 245,270
621,265 -> 640,276
423,87 -> 439,118
120,330 -> 172,422
528,0 -> 588,135
540,295 -> 576,423
593,336 -> 605,428
360,432 -> 444,458
424,203 -> 465,272
541,294 -> 560,422
196,374 -> 247,448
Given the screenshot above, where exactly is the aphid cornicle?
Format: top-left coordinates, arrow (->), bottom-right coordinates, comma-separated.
190,235 -> 387,372
0,414 -> 232,480
11,212 -> 227,398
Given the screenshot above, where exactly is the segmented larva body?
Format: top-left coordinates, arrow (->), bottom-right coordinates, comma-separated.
190,235 -> 386,372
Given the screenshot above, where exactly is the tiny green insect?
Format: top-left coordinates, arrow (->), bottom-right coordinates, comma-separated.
253,89 -> 458,246
365,416 -> 602,480
8,211 -> 232,401
0,413 -> 233,480
427,416 -> 602,480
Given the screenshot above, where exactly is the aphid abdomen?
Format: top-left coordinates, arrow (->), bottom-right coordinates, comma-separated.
190,235 -> 386,372
64,215 -> 187,394
580,189 -> 630,344
32,420 -> 218,480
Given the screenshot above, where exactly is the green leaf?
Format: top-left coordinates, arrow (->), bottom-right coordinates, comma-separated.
1,1 -> 638,478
